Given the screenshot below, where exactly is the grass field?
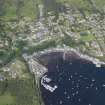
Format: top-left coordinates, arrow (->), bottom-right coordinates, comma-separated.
0,58 -> 41,105
80,34 -> 95,42
0,0 -> 42,21
0,93 -> 16,105
1,0 -> 105,21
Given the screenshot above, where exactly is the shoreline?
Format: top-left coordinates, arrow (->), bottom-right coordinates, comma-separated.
33,46 -> 105,68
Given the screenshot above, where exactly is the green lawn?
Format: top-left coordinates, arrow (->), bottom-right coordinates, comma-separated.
1,0 -> 105,21
0,93 -> 16,105
0,59 -> 41,105
0,0 -> 42,21
0,79 -> 41,105
80,34 -> 94,42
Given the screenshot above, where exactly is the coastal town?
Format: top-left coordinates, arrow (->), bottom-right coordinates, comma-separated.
1,0 -> 105,105
2,3 -> 105,59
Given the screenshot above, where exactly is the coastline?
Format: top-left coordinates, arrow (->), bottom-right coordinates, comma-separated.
33,46 -> 105,68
